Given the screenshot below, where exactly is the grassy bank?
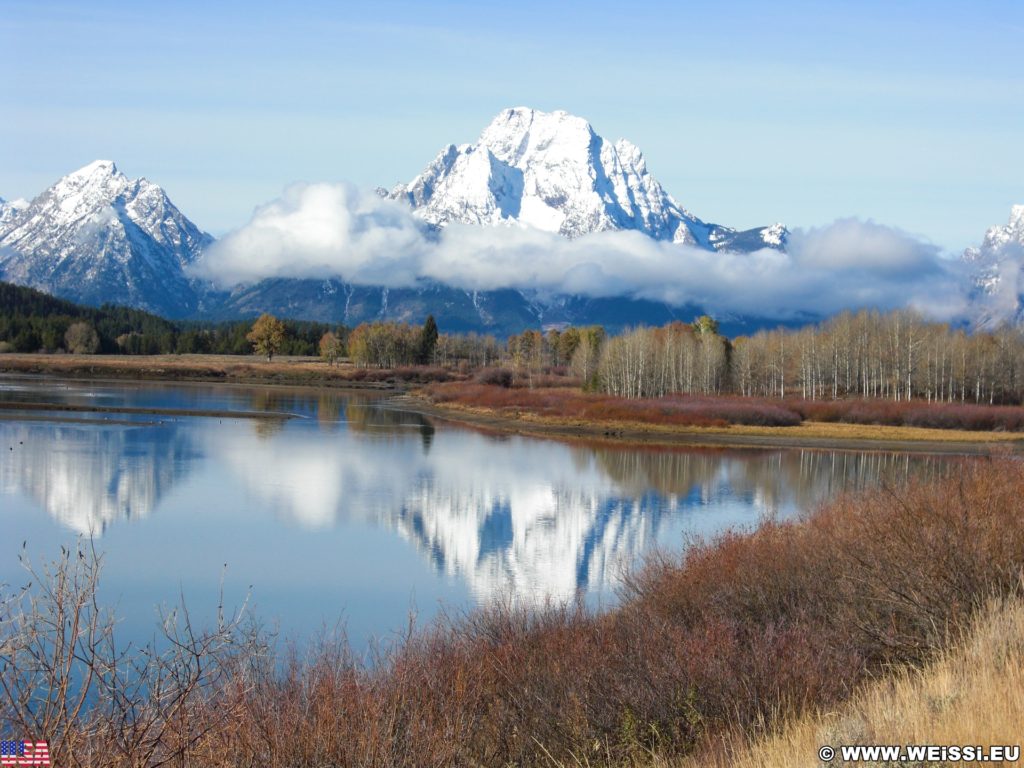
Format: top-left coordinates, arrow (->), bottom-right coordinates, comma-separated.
693,595 -> 1024,767
2,458 -> 1023,766
4,355 -> 1023,447
0,352 -> 456,388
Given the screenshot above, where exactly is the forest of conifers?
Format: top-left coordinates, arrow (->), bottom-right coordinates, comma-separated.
0,281 -> 339,357
4,280 -> 1024,405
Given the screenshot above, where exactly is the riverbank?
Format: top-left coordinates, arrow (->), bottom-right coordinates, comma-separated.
2,353 -> 1022,452
0,399 -> 296,421
0,352 -> 454,389
407,392 -> 1024,454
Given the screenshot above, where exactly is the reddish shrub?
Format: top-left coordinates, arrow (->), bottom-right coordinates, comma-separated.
474,367 -> 514,387
793,397 -> 1024,432
423,384 -> 802,428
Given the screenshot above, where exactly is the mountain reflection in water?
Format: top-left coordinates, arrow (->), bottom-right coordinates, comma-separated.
0,381 -> 953,611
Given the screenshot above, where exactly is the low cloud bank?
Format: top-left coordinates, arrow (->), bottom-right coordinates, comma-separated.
193,182 -> 969,321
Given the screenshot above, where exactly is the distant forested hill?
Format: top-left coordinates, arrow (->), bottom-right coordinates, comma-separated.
0,281 -> 341,356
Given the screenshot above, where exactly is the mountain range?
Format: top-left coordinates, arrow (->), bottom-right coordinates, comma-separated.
0,108 -> 792,335
1,107 -> 1019,335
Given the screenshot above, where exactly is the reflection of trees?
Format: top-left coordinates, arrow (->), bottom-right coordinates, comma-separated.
345,403 -> 435,452
316,394 -> 342,433
248,389 -> 317,416
722,450 -> 947,514
585,445 -> 947,516
252,417 -> 286,440
585,447 -> 725,497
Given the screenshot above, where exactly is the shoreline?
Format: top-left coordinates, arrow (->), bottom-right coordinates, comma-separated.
0,400 -> 296,421
2,355 -> 1022,453
0,352 -> 408,390
400,395 -> 1024,455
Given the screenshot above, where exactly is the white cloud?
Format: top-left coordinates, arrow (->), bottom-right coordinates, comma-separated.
194,182 -> 428,287
193,182 -> 970,321
787,218 -> 942,275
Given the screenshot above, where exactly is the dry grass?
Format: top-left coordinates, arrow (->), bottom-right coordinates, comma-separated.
0,352 -> 456,388
687,596 -> 1024,768
716,420 -> 1023,443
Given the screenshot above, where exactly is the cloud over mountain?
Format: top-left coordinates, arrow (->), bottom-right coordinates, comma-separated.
197,181 -> 967,320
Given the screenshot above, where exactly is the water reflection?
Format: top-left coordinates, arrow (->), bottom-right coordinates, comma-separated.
591,446 -> 946,514
0,420 -> 196,534
0,379 -> 958,611
345,402 -> 436,452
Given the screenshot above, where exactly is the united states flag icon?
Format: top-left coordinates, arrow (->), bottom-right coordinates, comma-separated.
0,741 -> 49,766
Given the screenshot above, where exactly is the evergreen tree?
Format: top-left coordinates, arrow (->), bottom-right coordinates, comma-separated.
418,314 -> 439,365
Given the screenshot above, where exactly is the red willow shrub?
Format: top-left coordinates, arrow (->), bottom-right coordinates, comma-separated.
429,380 -> 1024,433
473,366 -> 514,387
423,383 -> 802,428
793,398 -> 1024,431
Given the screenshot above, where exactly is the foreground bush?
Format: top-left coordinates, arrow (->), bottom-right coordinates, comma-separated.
2,458 -> 1023,766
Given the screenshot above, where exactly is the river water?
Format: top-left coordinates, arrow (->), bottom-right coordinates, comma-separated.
0,375 -> 958,650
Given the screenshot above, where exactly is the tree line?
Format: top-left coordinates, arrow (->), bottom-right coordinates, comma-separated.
8,279 -> 1024,405
0,282 -> 342,357
732,308 -> 1024,404
500,311 -> 1024,405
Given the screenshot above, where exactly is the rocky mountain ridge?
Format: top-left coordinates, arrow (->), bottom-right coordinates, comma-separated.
390,107 -> 786,251
0,160 -> 213,317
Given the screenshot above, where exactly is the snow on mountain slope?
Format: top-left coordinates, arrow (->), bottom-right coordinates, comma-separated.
391,107 -> 786,252
0,112 -> 790,328
0,161 -> 213,317
963,205 -> 1024,329
0,196 -> 28,230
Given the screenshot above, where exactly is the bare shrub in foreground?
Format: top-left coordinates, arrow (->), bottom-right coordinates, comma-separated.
0,542 -> 255,767
3,458 -> 1023,766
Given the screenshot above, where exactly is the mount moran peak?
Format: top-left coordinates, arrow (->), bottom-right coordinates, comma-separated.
390,107 -> 786,252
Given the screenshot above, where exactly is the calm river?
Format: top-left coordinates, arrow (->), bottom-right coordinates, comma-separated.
0,375 -> 958,650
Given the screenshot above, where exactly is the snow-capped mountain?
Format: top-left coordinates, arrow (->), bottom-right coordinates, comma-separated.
963,205 -> 1024,329
0,112 -> 789,331
0,161 -> 213,317
391,107 -> 786,252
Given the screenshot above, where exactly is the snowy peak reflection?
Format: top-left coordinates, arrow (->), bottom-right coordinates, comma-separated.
0,420 -> 196,535
390,481 -> 658,605
210,405 -> 946,607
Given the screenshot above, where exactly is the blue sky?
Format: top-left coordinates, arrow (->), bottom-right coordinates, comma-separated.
1,0 -> 1021,250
